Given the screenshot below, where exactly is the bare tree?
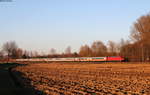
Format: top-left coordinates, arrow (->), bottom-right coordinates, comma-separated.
22,50 -> 30,58
131,14 -> 150,43
130,13 -> 150,61
65,46 -> 71,55
2,41 -> 18,59
107,40 -> 117,56
50,48 -> 56,55
0,50 -> 4,58
130,28 -> 141,42
12,48 -> 23,58
32,51 -> 39,58
72,52 -> 78,57
29,51 -> 39,58
91,41 -> 107,56
79,44 -> 92,57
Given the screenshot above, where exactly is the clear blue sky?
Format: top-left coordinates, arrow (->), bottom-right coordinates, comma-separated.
0,0 -> 150,53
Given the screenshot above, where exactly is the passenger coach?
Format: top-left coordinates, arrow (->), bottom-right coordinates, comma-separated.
15,56 -> 124,62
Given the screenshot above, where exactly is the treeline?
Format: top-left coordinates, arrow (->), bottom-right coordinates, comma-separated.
0,40 -> 124,59
122,13 -> 150,62
0,13 -> 150,62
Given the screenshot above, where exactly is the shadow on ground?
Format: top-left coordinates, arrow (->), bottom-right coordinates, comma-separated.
0,63 -> 46,95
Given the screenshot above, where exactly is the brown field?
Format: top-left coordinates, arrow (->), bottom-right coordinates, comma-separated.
12,63 -> 150,95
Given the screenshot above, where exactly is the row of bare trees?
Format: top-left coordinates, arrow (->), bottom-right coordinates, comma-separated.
0,40 -> 122,59
0,42 -> 78,59
79,41 -> 113,57
78,12 -> 150,62
0,41 -> 29,59
0,39 -> 147,62
0,12 -> 150,62
120,13 -> 150,62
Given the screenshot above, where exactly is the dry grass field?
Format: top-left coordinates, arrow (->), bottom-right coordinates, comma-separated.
12,63 -> 150,95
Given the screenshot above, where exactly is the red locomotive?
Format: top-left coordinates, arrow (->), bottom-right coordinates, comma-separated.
106,56 -> 124,62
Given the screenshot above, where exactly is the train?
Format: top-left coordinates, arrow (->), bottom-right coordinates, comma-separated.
15,56 -> 124,62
